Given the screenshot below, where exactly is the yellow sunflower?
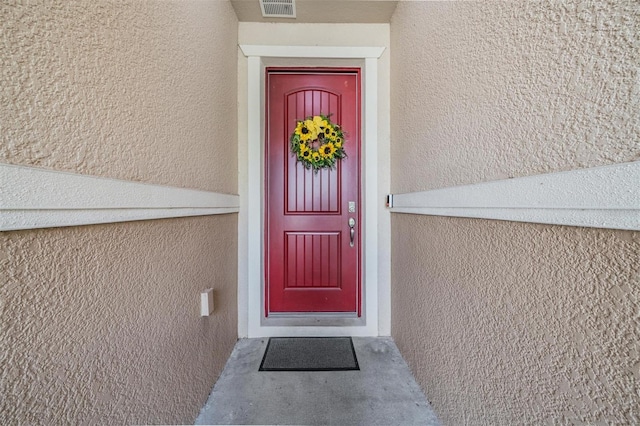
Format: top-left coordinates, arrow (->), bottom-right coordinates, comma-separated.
319,142 -> 336,158
312,152 -> 321,162
298,143 -> 310,159
296,121 -> 315,142
319,124 -> 332,140
335,140 -> 343,149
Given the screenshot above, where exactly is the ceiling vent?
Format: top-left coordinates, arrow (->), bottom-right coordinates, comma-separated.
260,0 -> 296,18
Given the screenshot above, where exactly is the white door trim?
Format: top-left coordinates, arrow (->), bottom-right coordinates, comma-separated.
239,45 -> 385,338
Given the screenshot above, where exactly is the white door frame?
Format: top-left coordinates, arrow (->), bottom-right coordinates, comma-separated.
238,45 -> 385,338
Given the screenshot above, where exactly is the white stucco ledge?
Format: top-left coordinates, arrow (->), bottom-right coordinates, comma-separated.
389,161 -> 640,231
0,163 -> 240,231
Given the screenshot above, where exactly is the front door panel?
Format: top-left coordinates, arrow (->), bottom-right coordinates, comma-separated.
266,70 -> 361,314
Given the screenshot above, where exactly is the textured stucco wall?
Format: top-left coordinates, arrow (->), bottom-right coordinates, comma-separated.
1,217 -> 238,424
392,217 -> 639,424
390,1 -> 640,424
392,0 -> 639,191
1,0 -> 237,192
1,0 -> 238,424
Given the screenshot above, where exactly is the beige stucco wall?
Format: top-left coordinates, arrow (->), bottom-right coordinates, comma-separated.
391,1 -> 638,191
390,1 -> 640,424
1,1 -> 238,424
1,0 -> 237,192
1,217 -> 237,424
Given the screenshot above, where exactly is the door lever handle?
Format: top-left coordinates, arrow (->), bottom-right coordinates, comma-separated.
348,217 -> 356,247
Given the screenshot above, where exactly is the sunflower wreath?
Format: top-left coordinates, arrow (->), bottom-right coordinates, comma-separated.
290,114 -> 346,171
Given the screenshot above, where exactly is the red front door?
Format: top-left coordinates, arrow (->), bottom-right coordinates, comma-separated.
265,69 -> 361,315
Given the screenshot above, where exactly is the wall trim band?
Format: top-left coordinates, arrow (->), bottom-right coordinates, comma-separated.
389,161 -> 640,231
1,163 -> 240,231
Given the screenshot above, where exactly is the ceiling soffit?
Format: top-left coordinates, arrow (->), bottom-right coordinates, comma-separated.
231,0 -> 398,23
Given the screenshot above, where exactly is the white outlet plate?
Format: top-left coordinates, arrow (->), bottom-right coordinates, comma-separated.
201,289 -> 214,316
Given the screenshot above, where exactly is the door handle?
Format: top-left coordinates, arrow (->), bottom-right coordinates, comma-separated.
348,217 -> 356,247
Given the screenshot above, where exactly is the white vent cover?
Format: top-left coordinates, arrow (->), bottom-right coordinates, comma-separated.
260,0 -> 296,18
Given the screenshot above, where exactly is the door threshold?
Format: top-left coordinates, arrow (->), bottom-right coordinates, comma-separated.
263,313 -> 364,328
269,312 -> 358,318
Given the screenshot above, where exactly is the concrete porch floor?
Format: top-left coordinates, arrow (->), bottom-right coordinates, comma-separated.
195,337 -> 440,425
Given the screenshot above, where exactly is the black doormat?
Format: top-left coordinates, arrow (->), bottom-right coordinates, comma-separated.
259,337 -> 359,371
